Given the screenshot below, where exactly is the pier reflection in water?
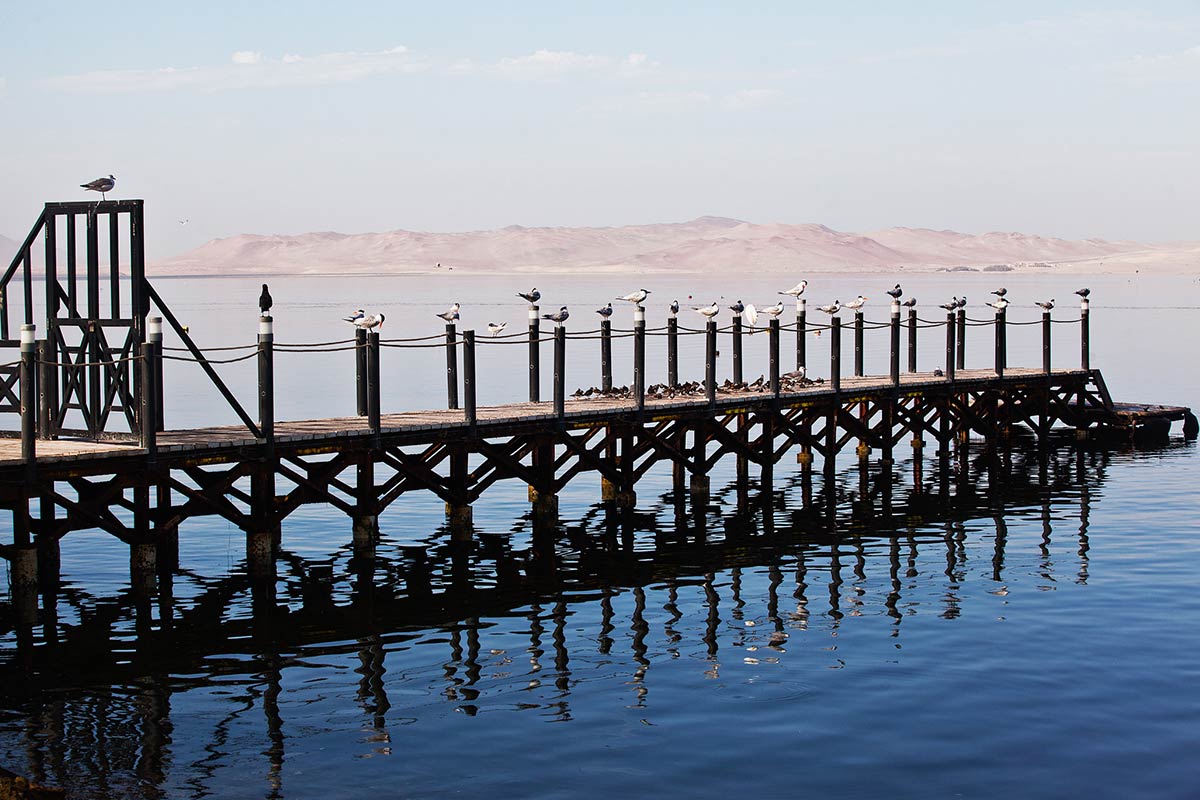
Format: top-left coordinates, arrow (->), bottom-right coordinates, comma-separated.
0,438 -> 1192,798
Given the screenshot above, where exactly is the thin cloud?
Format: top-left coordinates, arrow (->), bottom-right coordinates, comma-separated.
456,49 -> 659,81
721,88 -> 783,111
45,46 -> 424,92
1109,45 -> 1200,83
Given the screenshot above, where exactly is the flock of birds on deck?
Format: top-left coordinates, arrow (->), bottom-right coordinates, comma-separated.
324,281 -> 1091,335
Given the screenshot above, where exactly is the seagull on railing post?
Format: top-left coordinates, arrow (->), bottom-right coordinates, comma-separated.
817,300 -> 841,316
902,297 -> 917,308
692,302 -> 720,319
436,302 -> 461,323
542,306 -> 570,327
80,174 -> 115,200
780,280 -> 808,298
886,284 -> 903,299
618,288 -> 651,305
1075,288 -> 1090,298
939,299 -> 958,311
517,288 -> 540,305
259,283 -> 273,316
343,308 -> 365,324
669,299 -> 680,317
596,302 -> 613,319
1035,299 -> 1055,311
354,313 -> 385,330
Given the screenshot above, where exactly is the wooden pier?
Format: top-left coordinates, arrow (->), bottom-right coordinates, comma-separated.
0,200 -> 1195,621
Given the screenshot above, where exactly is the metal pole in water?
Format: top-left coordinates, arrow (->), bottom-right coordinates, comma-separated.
20,324 -> 36,467
796,297 -> 806,372
258,315 -> 274,457
945,312 -> 956,382
554,324 -> 566,419
445,322 -> 459,410
1042,310 -> 1052,374
830,316 -> 841,393
355,327 -> 367,416
667,314 -> 679,387
907,307 -> 917,373
600,318 -> 612,392
854,310 -> 864,377
769,318 -> 780,397
705,319 -> 717,408
529,305 -> 540,402
890,299 -> 901,386
1080,297 -> 1090,370
634,306 -> 646,411
463,329 -> 477,428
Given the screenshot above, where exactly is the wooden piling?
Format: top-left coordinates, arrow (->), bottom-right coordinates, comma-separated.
140,340 -> 156,459
528,305 -> 540,402
995,307 -> 1006,378
1080,297 -> 1090,370
956,308 -> 966,371
366,330 -> 381,434
907,307 -> 917,373
732,312 -> 743,385
830,316 -> 841,393
463,329 -> 477,427
796,297 -> 806,372
633,306 -> 646,412
36,339 -> 53,439
258,315 -> 274,458
667,315 -> 679,387
854,310 -> 864,377
945,311 -> 956,382
890,299 -> 901,386
553,325 -> 566,419
600,318 -> 613,392
1042,310 -> 1052,374
445,322 -> 459,410
20,325 -> 36,470
769,318 -> 781,397
705,319 -> 717,408
149,316 -> 164,431
355,327 -> 368,416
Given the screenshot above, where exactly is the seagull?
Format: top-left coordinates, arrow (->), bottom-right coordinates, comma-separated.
355,313 -> 385,331
1035,299 -> 1055,311
1075,288 -> 1091,298
669,299 -> 680,316
817,300 -> 841,315
258,283 -> 272,315
517,288 -> 540,304
744,303 -> 759,329
693,302 -> 720,319
939,298 -> 959,311
343,308 -> 365,324
436,302 -> 461,323
886,284 -> 903,299
988,298 -> 1010,310
902,297 -> 917,308
178,219 -> 190,226
956,296 -> 967,308
596,302 -> 613,319
542,306 -> 570,325
80,174 -> 115,200
844,295 -> 867,311
780,280 -> 808,298
729,300 -> 745,315
487,322 -> 507,336
991,287 -> 1008,297
618,288 -> 651,305
761,301 -> 785,319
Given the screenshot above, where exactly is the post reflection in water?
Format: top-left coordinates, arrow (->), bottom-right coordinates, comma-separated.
0,438 -> 1154,798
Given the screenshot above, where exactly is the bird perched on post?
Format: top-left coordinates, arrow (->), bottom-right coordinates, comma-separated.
844,295 -> 867,311
542,306 -> 569,326
692,302 -> 719,319
259,283 -> 273,316
780,280 -> 808,298
343,308 -> 365,324
517,288 -> 540,304
354,313 -> 385,330
744,303 -> 759,330
1035,299 -> 1055,311
596,302 -> 613,319
81,174 -> 115,200
956,296 -> 967,308
669,299 -> 680,316
761,301 -> 785,319
902,297 -> 917,308
988,298 -> 1010,311
939,298 -> 959,311
818,300 -> 841,315
886,284 -> 903,299
992,287 -> 1008,298
1075,288 -> 1091,298
729,300 -> 745,315
436,302 -> 461,323
618,288 -> 651,305
487,322 -> 508,336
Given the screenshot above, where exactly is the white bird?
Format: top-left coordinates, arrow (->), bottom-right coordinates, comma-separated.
744,303 -> 759,329
436,302 -> 461,323
596,302 -> 613,319
818,300 -> 841,315
844,295 -> 867,311
343,308 -> 365,324
693,302 -> 720,319
989,298 -> 1010,310
487,322 -> 507,336
669,299 -> 680,316
761,301 -> 785,319
780,280 -> 808,298
542,306 -> 570,325
355,313 -> 385,330
1035,299 -> 1055,311
618,288 -> 651,304
81,174 -> 115,200
517,288 -> 540,304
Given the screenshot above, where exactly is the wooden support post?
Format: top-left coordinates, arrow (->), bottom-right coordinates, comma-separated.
956,308 -> 966,371
86,211 -> 101,435
10,544 -> 38,626
463,329 -> 477,427
768,318 -> 780,397
37,339 -> 54,439
366,331 -> 381,434
1080,297 -> 1090,370
633,306 -> 646,411
667,315 -> 679,387
20,325 -> 36,471
600,318 -> 613,391
354,456 -> 379,554
705,319 -> 717,408
528,304 -> 540,402
890,299 -> 901,386
130,541 -> 157,597
796,297 -> 806,372
258,315 -> 274,459
531,440 -> 557,523
732,312 -> 743,385
854,310 -> 864,377
553,324 -> 566,419
446,446 -> 473,537
995,307 -> 1006,378
690,427 -> 710,503
445,322 -> 459,410
156,483 -> 177,574
355,327 -> 368,416
1042,310 -> 1052,374
830,316 -> 841,393
148,316 -> 164,431
248,465 -> 276,579
907,307 -> 917,373
246,527 -> 275,579
945,312 -> 956,382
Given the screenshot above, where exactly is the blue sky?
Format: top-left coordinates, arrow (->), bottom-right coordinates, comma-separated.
1,2 -> 1197,255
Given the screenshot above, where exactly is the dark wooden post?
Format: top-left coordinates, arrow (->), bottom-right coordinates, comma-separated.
355,327 -> 368,416
889,299 -> 901,386
366,331 -> 381,434
139,340 -> 156,459
445,323 -> 459,410
600,318 -> 613,391
148,316 -> 164,431
633,307 -> 646,411
1042,310 -> 1052,374
258,315 -> 275,457
1080,297 -> 1090,370
732,312 -> 743,385
994,307 -> 1006,378
86,210 -> 101,435
553,325 -> 566,419
667,315 -> 679,387
853,310 -> 864,377
796,297 -> 806,372
769,318 -> 780,397
37,339 -> 54,439
463,329 -> 477,427
830,316 -> 842,393
945,312 -> 956,382
907,307 -> 918,373
705,319 -> 717,408
528,304 -> 540,402
20,324 -> 36,468
953,307 -> 965,371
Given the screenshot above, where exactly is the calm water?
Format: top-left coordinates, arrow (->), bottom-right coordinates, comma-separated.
1,272 -> 1198,799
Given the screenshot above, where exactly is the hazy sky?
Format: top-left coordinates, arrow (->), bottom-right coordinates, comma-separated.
1,2 -> 1197,256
